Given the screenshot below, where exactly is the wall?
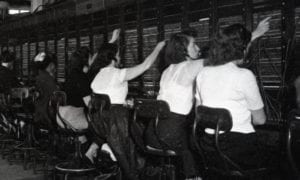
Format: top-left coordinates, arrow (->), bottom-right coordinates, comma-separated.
0,0 -> 299,123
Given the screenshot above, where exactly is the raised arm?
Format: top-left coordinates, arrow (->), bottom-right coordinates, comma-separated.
88,29 -> 121,68
251,17 -> 271,42
124,41 -> 166,81
109,29 -> 121,43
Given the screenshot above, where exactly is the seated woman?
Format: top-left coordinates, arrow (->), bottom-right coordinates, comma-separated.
34,52 -> 59,129
195,18 -> 270,169
90,39 -> 165,180
61,30 -> 121,162
146,29 -> 203,179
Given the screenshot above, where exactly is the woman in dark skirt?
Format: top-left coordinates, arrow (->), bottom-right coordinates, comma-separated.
90,29 -> 165,180
146,29 -> 204,180
195,18 -> 270,169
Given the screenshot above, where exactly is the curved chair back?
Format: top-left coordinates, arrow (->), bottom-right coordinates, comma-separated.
9,87 -> 31,108
132,99 -> 170,152
9,87 -> 36,122
195,106 -> 232,132
287,109 -> 300,178
87,93 -> 111,138
0,93 -> 9,112
193,105 -> 245,175
48,91 -> 67,130
89,94 -> 111,114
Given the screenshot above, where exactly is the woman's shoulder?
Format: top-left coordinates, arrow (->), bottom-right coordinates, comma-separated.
237,67 -> 255,77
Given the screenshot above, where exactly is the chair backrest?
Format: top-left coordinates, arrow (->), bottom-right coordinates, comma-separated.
133,99 -> 170,120
195,105 -> 232,132
193,105 -> 244,175
287,109 -> 300,178
9,87 -> 30,106
10,87 -> 30,99
48,91 -> 67,130
132,99 -> 170,151
89,93 -> 111,114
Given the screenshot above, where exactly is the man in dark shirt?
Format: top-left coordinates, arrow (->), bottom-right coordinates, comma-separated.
0,50 -> 20,93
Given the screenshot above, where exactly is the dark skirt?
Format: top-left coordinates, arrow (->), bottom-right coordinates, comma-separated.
91,105 -> 138,180
200,132 -> 268,170
145,112 -> 198,177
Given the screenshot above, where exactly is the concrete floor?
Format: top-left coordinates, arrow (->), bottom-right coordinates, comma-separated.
0,157 -> 43,180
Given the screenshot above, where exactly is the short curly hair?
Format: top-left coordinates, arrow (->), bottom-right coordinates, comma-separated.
205,24 -> 251,66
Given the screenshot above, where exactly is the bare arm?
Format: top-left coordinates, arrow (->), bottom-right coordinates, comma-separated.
124,41 -> 166,81
109,29 -> 121,43
251,17 -> 271,41
251,108 -> 266,125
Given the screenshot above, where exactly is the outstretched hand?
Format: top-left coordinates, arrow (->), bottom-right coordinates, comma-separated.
109,29 -> 121,43
156,40 -> 166,50
252,17 -> 271,41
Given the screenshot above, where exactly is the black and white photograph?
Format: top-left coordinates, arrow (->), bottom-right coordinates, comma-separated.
0,0 -> 299,179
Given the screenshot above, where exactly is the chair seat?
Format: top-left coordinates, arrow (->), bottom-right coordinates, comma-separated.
15,113 -> 33,119
208,166 -> 269,178
58,128 -> 88,137
55,161 -> 95,173
11,104 -> 23,109
146,145 -> 177,156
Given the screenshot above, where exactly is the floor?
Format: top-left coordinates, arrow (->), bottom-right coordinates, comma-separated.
0,157 -> 43,180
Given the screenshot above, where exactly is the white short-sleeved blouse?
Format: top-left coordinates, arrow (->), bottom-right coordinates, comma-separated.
195,62 -> 264,133
91,66 -> 128,104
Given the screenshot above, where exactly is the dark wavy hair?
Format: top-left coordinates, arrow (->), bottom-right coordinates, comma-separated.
69,46 -> 90,73
34,52 -> 57,70
205,24 -> 251,66
88,43 -> 118,78
165,28 -> 197,65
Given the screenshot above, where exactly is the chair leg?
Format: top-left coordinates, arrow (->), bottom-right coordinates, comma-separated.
64,173 -> 69,180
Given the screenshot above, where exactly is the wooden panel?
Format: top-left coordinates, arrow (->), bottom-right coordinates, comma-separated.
47,40 -> 55,54
218,15 -> 243,29
29,42 -> 36,78
93,33 -> 104,52
164,22 -> 181,40
142,26 -> 159,97
38,41 -> 45,53
57,38 -> 65,82
29,43 -> 36,62
295,7 -> 300,57
22,43 -> 28,79
80,35 -> 90,47
253,10 -> 282,86
67,38 -> 77,63
15,45 -> 22,77
190,17 -> 210,48
8,46 -> 14,53
123,28 -> 139,96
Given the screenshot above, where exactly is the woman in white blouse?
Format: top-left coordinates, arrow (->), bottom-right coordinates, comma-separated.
195,18 -> 270,169
90,38 -> 165,180
146,29 -> 204,180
